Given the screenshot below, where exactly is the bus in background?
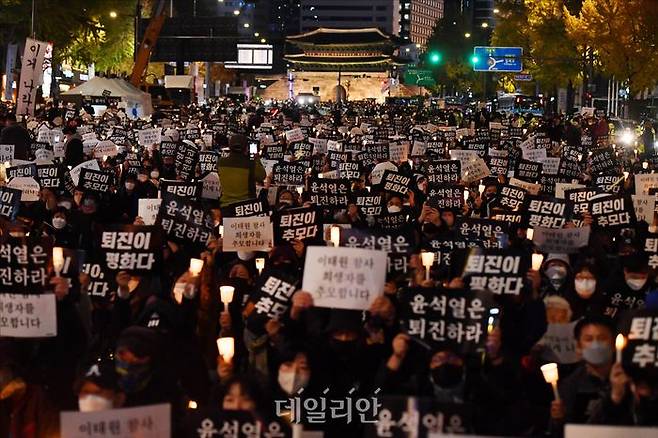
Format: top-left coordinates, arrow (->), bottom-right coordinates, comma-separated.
496,93 -> 544,117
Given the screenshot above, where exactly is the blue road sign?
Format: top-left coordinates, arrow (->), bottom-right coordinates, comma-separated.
472,46 -> 523,72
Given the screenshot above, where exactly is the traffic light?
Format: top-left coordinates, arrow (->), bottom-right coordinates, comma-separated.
470,55 -> 480,66
428,51 -> 441,65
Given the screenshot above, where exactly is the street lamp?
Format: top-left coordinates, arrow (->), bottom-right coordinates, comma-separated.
464,32 -> 471,38
109,11 -> 118,18
493,8 -> 500,14
254,32 -> 260,37
260,38 -> 266,43
243,23 -> 250,28
233,9 -> 240,15
481,22 -> 489,28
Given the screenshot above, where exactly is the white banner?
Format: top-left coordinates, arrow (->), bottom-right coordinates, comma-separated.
4,43 -> 18,101
0,294 -> 57,337
302,246 -> 387,310
16,38 -> 48,118
60,404 -> 171,438
138,198 -> 162,226
223,216 -> 273,252
532,226 -> 591,254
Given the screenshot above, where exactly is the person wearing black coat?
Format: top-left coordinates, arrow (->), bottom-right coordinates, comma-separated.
63,126 -> 84,168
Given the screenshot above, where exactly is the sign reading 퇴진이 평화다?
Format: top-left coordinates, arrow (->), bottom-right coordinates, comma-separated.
60,403 -> 171,438
222,216 -> 274,252
0,294 -> 57,337
97,225 -> 162,273
302,246 -> 387,310
462,249 -> 530,295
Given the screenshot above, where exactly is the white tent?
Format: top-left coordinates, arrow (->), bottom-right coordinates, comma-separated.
62,77 -> 153,119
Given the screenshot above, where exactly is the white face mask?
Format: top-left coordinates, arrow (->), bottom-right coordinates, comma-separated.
125,182 -> 135,191
278,370 -> 310,395
150,171 -> 159,179
626,277 -> 647,291
78,394 -> 113,412
52,217 -> 67,230
574,279 -> 596,298
387,205 -> 401,213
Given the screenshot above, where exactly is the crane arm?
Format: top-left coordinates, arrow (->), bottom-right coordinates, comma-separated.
130,0 -> 167,87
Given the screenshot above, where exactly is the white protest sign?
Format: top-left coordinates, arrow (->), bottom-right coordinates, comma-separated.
0,294 -> 57,337
522,146 -> 547,162
539,321 -> 579,364
455,128 -> 470,139
555,182 -> 584,199
327,140 -> 341,152
82,132 -> 97,142
53,141 -> 66,158
0,144 -> 14,163
411,140 -> 426,157
138,198 -> 162,226
93,140 -> 118,158
7,177 -> 40,201
16,38 -> 48,118
35,148 -> 54,161
540,157 -> 561,175
632,195 -> 656,224
566,425 -> 658,438
370,161 -> 397,185
461,157 -> 491,183
388,142 -> 409,163
69,159 -> 100,186
532,226 -> 591,254
138,127 -> 161,146
489,122 -> 503,130
449,149 -> 479,164
82,139 -> 99,156
634,173 -> 658,195
36,128 -> 54,144
201,172 -> 221,200
302,246 -> 387,310
579,107 -> 595,117
509,177 -> 541,195
285,127 -> 304,143
223,216 -> 273,252
60,403 -> 171,438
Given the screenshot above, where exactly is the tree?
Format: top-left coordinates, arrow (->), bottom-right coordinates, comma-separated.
0,0 -> 137,74
492,0 -> 581,93
566,0 -> 658,95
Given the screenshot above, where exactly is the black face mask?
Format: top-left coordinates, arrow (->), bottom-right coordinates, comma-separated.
423,222 -> 441,235
431,364 -> 463,388
330,338 -> 358,359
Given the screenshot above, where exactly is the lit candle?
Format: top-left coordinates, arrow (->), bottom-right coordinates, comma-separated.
187,400 -> 198,409
615,334 -> 626,364
526,228 -> 534,241
216,337 -> 235,362
220,285 -> 234,308
52,247 -> 64,277
255,257 -> 265,274
540,362 -> 560,401
643,161 -> 649,170
218,225 -> 224,238
330,226 -> 340,247
420,251 -> 434,282
478,184 -> 485,195
296,186 -> 303,195
623,171 -> 629,180
189,258 -> 204,276
531,253 -> 544,271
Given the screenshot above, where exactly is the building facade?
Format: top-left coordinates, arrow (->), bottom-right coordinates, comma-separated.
408,0 -> 444,47
299,0 -> 401,35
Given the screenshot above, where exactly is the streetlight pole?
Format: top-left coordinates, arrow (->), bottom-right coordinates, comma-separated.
31,0 -> 36,37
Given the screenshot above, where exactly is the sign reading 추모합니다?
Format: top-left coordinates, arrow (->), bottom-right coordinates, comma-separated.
302,246 -> 387,310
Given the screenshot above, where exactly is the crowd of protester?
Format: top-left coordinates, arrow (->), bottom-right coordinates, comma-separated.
0,97 -> 657,438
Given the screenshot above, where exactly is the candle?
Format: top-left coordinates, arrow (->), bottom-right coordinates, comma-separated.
189,258 -> 204,276
216,337 -> 235,362
296,186 -> 303,195
623,171 -> 629,180
330,226 -> 340,247
255,257 -> 265,275
615,334 -> 626,363
52,247 -> 65,277
218,225 -> 224,238
643,161 -> 649,170
531,253 -> 544,271
187,400 -> 198,409
463,189 -> 469,203
526,228 -> 534,241
540,362 -> 560,401
478,184 -> 485,195
220,286 -> 234,306
420,251 -> 434,282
